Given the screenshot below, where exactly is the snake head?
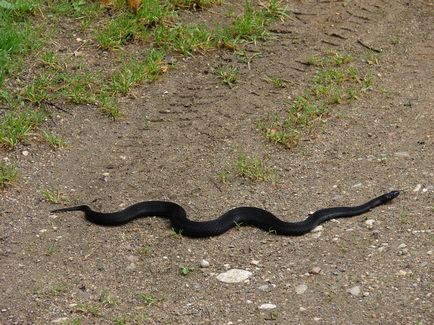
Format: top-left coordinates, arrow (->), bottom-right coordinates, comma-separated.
383,191 -> 400,202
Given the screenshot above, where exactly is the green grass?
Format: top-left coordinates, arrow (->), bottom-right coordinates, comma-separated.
235,154 -> 275,181
40,188 -> 71,204
42,131 -> 68,149
217,153 -> 277,183
76,301 -> 100,317
216,65 -> 238,86
0,160 -> 18,190
101,289 -> 119,307
0,109 -> 45,149
179,266 -> 193,276
259,52 -> 376,148
138,293 -> 158,306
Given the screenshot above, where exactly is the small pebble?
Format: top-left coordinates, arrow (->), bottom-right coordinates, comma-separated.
398,243 -> 407,249
22,150 -> 29,156
365,219 -> 375,228
347,286 -> 361,296
126,263 -> 136,272
310,267 -> 321,274
258,303 -> 276,310
413,184 -> 422,192
295,284 -> 307,294
200,259 -> 210,268
250,260 -> 260,265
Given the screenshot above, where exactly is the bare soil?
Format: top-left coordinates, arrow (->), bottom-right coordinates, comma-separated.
1,1 -> 433,324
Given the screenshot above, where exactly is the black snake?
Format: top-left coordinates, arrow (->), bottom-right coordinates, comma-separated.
51,191 -> 399,237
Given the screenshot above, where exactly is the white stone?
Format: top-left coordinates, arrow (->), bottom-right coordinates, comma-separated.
216,269 -> 252,283
258,303 -> 276,310
347,286 -> 361,296
398,243 -> 407,249
22,150 -> 29,156
200,259 -> 210,268
413,184 -> 422,192
295,284 -> 307,294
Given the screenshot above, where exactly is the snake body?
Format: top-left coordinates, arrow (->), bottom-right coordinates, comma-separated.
51,191 -> 399,237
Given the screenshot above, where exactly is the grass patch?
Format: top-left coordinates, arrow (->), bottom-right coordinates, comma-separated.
40,188 -> 71,204
76,301 -> 100,317
0,160 -> 18,190
138,293 -> 158,306
217,153 -> 277,183
216,65 -> 238,86
259,52 -> 375,148
0,109 -> 45,149
42,131 -> 68,149
235,153 -> 276,181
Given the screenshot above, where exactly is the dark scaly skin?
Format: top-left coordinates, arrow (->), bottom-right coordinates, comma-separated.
51,191 -> 400,238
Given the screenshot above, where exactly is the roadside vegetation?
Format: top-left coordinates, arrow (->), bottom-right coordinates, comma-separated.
0,0 -> 288,189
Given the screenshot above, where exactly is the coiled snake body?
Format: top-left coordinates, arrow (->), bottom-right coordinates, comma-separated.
51,191 -> 399,237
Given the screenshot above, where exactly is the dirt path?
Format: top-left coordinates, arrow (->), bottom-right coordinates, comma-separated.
1,1 -> 433,324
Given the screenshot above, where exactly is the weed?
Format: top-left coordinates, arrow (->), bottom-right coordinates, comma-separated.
268,76 -> 286,88
261,52 -> 374,148
114,312 -> 147,325
234,221 -> 243,230
42,131 -> 68,149
216,66 -> 238,86
179,266 -> 192,276
0,161 -> 18,189
138,293 -> 158,306
47,283 -> 68,296
0,109 -> 45,148
138,244 -> 150,256
235,154 -> 275,181
46,244 -> 57,256
76,301 -> 100,316
101,289 -> 119,307
40,188 -> 71,204
217,169 -> 231,183
99,95 -> 123,120
399,208 -> 409,224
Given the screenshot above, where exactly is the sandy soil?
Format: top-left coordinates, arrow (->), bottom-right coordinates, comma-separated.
1,0 -> 433,324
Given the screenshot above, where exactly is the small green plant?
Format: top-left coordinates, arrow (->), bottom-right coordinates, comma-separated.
42,131 -> 68,149
235,154 -> 275,181
101,289 -> 119,307
179,266 -> 192,276
269,76 -> 286,88
216,169 -> 231,183
234,221 -> 243,230
40,188 -> 71,204
138,244 -> 150,256
99,95 -> 123,121
138,293 -> 158,306
47,283 -> 68,296
0,161 -> 18,189
399,208 -> 409,224
46,244 -> 57,256
215,65 -> 238,86
76,302 -> 100,317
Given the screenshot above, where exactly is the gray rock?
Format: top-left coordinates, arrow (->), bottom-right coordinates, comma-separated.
347,286 -> 361,296
216,269 -> 252,283
295,284 -> 308,294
